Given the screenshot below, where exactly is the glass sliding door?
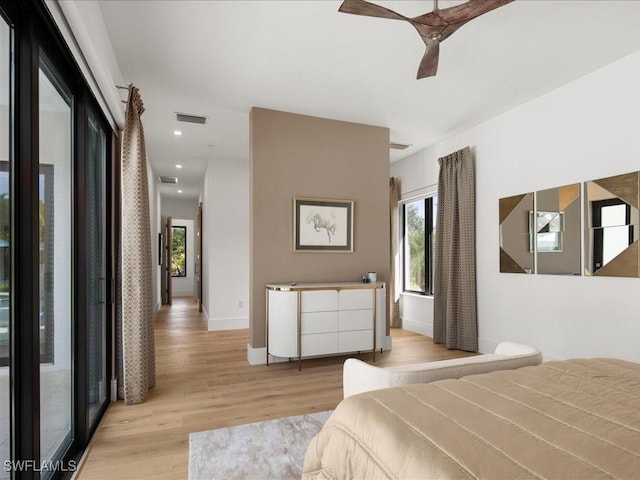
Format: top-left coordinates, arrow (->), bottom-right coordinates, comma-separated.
0,13 -> 10,480
38,59 -> 73,471
87,112 -> 107,429
0,1 -> 116,474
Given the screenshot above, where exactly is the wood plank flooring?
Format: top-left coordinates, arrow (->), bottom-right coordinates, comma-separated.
77,297 -> 474,479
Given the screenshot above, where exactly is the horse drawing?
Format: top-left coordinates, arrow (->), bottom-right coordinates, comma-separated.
307,213 -> 336,242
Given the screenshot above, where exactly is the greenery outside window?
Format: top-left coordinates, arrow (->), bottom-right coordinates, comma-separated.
171,226 -> 187,277
403,196 -> 437,295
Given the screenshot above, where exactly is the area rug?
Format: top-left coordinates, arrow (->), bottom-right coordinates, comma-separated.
188,410 -> 332,480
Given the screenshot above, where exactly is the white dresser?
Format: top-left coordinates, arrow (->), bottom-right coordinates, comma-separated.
266,282 -> 385,370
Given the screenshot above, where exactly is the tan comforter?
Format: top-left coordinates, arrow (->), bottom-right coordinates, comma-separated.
302,358 -> 640,479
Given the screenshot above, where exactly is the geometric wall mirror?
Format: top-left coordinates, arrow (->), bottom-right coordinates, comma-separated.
584,171 -> 640,277
535,183 -> 581,275
499,192 -> 534,273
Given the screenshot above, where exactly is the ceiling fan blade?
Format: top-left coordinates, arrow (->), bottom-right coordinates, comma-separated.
340,0 -> 512,79
417,0 -> 514,25
338,0 -> 407,21
416,40 -> 439,79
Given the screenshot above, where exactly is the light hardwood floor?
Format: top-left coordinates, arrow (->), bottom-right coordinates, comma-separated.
77,297 -> 474,479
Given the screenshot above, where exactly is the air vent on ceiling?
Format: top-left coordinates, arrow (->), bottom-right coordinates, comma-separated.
390,142 -> 411,151
159,176 -> 179,184
176,112 -> 207,124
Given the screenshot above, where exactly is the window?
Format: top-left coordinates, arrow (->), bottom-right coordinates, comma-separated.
403,196 -> 437,295
171,225 -> 187,277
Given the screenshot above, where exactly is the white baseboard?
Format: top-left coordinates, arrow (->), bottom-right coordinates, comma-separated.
172,291 -> 195,297
208,316 -> 249,331
247,344 -> 266,365
402,318 -> 433,337
201,305 -> 209,322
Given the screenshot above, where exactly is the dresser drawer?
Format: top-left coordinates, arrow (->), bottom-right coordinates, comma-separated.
339,309 -> 373,331
301,311 -> 338,335
339,289 -> 373,310
301,333 -> 338,357
339,330 -> 373,352
301,290 -> 338,312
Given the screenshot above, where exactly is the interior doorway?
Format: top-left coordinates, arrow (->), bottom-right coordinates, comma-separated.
163,216 -> 197,302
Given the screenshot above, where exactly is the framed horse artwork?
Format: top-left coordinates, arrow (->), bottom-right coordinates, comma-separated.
293,197 -> 354,252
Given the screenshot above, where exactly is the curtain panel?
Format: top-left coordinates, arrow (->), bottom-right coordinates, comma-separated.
389,177 -> 401,328
119,85 -> 156,404
433,146 -> 478,352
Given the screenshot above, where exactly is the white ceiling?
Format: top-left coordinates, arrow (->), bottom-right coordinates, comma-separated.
97,0 -> 640,200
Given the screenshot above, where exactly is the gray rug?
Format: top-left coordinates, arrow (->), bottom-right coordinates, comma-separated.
189,411 -> 332,480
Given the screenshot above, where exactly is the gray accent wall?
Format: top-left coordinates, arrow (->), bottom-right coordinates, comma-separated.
250,108 -> 390,348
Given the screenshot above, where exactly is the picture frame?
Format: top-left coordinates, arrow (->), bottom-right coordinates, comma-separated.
293,197 -> 353,252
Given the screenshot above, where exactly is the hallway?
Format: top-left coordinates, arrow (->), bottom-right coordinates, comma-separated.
78,297 -> 471,479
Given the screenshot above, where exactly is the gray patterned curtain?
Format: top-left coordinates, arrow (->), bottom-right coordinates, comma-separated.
118,85 -> 156,404
389,177 -> 401,328
433,146 -> 477,352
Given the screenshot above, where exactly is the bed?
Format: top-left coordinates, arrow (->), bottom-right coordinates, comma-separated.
302,358 -> 640,479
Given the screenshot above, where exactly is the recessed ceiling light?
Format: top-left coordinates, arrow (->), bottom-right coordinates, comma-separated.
173,130 -> 182,136
178,190 -> 183,194
176,164 -> 183,169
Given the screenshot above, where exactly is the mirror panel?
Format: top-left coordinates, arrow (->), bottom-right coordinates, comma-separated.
499,193 -> 534,273
584,172 -> 640,277
535,183 -> 581,275
532,211 -> 563,253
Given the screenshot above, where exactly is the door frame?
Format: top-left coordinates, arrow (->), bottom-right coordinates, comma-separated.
164,216 -> 172,305
196,203 -> 203,312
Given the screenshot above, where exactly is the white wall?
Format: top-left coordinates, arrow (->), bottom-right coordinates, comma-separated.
147,161 -> 162,314
162,197 -> 197,222
202,158 -> 249,331
170,218 -> 195,297
392,50 -> 640,363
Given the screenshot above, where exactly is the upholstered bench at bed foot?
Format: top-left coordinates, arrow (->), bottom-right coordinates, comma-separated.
342,341 -> 542,398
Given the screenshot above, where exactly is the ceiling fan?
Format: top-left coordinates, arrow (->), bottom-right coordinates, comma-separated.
338,0 -> 514,78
